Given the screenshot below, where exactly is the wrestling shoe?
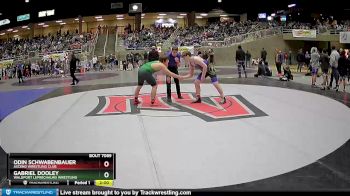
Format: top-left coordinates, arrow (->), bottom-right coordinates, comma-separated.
220,97 -> 226,104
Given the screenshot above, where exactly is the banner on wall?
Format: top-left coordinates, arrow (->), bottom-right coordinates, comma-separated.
340,32 -> 350,43
179,46 -> 194,54
0,59 -> 14,68
292,29 -> 317,38
42,53 -> 66,61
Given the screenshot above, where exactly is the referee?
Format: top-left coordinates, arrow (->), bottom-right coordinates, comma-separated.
166,46 -> 183,102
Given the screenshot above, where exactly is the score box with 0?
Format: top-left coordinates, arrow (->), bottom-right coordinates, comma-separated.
7,153 -> 116,182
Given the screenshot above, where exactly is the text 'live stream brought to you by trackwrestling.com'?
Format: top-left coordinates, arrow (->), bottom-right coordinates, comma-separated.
59,189 -> 192,196
0,189 -> 193,196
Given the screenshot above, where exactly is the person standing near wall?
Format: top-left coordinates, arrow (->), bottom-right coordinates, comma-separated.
329,46 -> 340,90
17,63 -> 24,83
261,48 -> 267,63
296,49 -> 305,72
275,50 -> 283,76
320,48 -> 330,90
288,51 -> 292,65
304,51 -> 311,74
245,50 -> 251,68
338,50 -> 349,92
310,47 -> 320,87
69,53 -> 80,85
236,45 -> 246,78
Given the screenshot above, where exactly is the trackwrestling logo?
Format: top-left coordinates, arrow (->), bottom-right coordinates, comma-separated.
86,93 -> 267,122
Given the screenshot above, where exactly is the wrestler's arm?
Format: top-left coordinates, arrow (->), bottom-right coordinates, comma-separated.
159,64 -> 183,79
182,64 -> 194,79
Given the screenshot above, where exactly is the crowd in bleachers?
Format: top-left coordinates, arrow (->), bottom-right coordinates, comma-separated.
0,30 -> 95,60
119,21 -> 278,48
175,21 -> 280,46
122,26 -> 175,49
283,19 -> 350,33
121,21 -> 280,48
119,19 -> 350,49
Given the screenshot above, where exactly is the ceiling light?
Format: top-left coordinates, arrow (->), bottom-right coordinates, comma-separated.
56,20 -> 62,23
196,16 -> 203,19
7,29 -> 13,32
95,16 -> 102,19
97,18 -> 104,21
13,30 -> 18,33
200,13 -> 208,16
22,26 -> 28,28
159,13 -> 167,16
180,13 -> 187,16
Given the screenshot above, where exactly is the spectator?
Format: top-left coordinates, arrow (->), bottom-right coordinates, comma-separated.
69,53 -> 80,85
310,47 -> 320,87
275,50 -> 283,76
338,51 -> 349,92
143,51 -> 148,63
245,50 -> 251,67
304,51 -> 311,74
296,49 -> 305,72
92,55 -> 98,70
319,48 -> 330,90
235,45 -> 246,78
148,46 -> 159,61
329,46 -> 340,90
261,48 -> 267,62
288,51 -> 292,66
254,59 -> 272,77
17,63 -> 24,83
